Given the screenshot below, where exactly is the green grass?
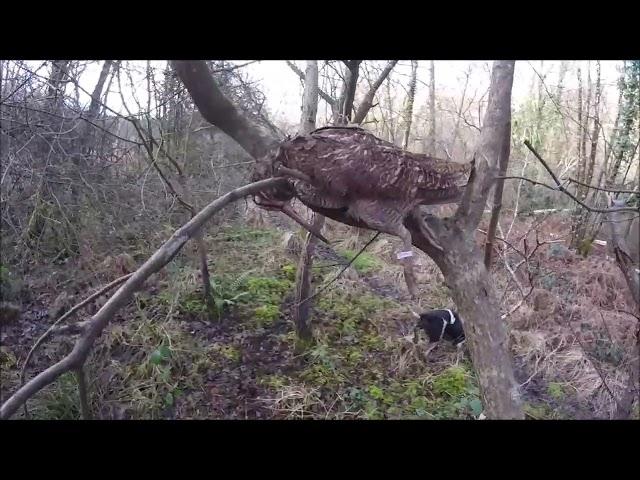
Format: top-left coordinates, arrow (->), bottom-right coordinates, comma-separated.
338,249 -> 382,274
2,223 -> 487,420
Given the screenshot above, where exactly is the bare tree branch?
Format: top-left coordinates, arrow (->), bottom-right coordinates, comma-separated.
0,178 -> 288,420
170,61 -> 277,159
567,177 -> 639,195
20,272 -> 134,392
518,140 -> 639,214
352,61 -> 398,125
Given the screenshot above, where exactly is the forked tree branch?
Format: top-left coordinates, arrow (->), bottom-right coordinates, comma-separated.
455,61 -> 515,231
0,178 -> 288,420
352,61 -> 398,125
21,272 -> 134,390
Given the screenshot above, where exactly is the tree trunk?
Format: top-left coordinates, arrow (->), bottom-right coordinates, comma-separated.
580,62 -> 592,190
294,61 -> 322,344
336,61 -> 361,124
608,61 -> 640,187
573,62 -> 604,252
385,78 -> 396,143
402,61 -> 418,150
427,61 -> 436,155
576,67 -> 584,185
299,61 -> 319,134
606,198 -> 640,419
484,126 -> 511,268
555,61 -> 569,106
450,60 -> 523,418
585,61 -> 601,188
0,60 -> 8,164
76,60 -> 113,187
606,199 -> 640,307
571,67 -> 587,249
88,61 -> 112,119
438,237 -> 523,418
46,60 -> 70,109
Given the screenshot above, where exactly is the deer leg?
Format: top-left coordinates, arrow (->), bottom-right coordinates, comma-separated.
345,200 -> 419,298
396,223 -> 419,298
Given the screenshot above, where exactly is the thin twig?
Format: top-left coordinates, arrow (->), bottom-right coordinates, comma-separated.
567,177 -> 639,195
20,273 -> 134,388
292,232 -> 381,307
498,176 -> 638,215
524,140 -> 639,214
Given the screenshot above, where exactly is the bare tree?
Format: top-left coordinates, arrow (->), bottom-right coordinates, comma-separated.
402,61 -> 418,150
427,61 -> 436,155
336,61 -> 361,124
287,60 -> 397,127
1,59 -> 524,420
287,60 -> 398,342
293,61 -> 322,344
171,60 -> 524,418
46,60 -> 70,108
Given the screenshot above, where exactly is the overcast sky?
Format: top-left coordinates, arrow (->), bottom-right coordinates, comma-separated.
68,60 -> 624,124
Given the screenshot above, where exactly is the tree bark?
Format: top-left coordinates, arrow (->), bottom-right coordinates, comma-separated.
427,61 -> 436,155
76,60 -> 113,187
576,67 -> 584,185
606,199 -> 640,308
449,60 -> 523,418
484,126 -> 511,268
0,60 -> 8,164
606,197 -> 640,419
75,367 -> 92,420
607,61 -> 639,187
286,60 -> 337,117
402,61 -> 418,150
555,61 -> 569,106
88,61 -> 113,119
336,61 -> 361,124
294,61 -> 322,344
170,61 -> 278,159
580,62 -> 592,191
352,61 -> 397,125
585,61 -> 601,188
46,60 -> 70,109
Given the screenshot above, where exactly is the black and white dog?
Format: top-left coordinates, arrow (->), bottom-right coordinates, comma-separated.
412,309 -> 466,361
